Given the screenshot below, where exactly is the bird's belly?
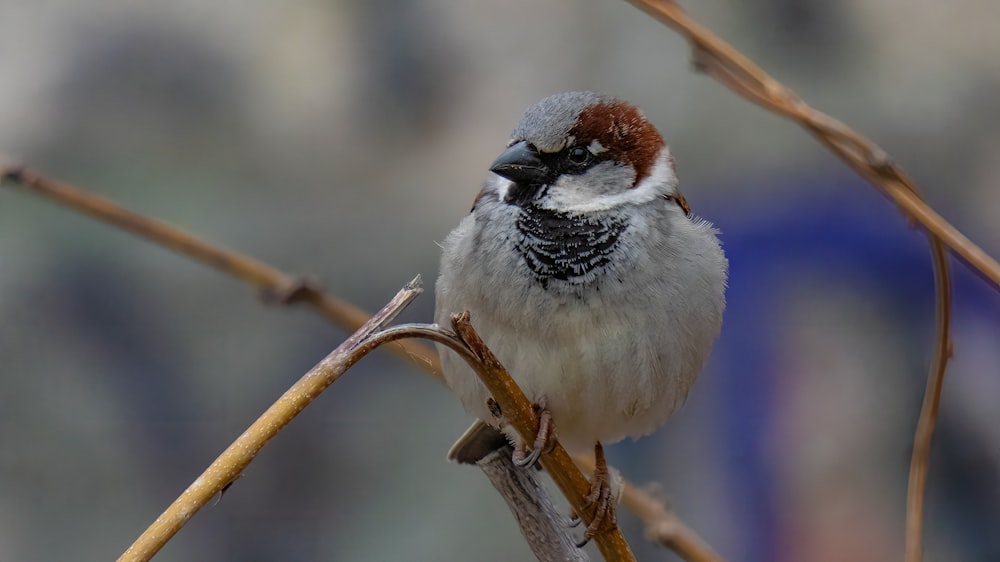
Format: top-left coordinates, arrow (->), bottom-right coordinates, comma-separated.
459,306 -> 683,454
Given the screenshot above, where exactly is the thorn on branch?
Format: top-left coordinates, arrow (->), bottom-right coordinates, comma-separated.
866,148 -> 897,179
487,397 -> 503,419
690,43 -> 711,74
0,165 -> 25,184
215,474 -> 243,506
259,277 -> 324,306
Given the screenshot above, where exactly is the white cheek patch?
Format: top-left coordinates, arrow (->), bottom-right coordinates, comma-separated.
543,176 -> 597,209
631,149 -> 677,195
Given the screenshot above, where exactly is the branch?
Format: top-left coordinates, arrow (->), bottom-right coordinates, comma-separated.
118,277 -> 424,562
114,280 -> 637,562
623,2 -> 963,560
15,8 -> 976,556
575,455 -> 724,562
0,164 -> 716,560
0,165 -> 441,379
447,312 -> 637,562
625,0 -> 997,288
374,318 -> 639,559
477,447 -> 589,562
905,242 -> 952,562
622,482 -> 722,562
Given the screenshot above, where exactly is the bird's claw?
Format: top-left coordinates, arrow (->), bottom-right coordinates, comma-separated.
574,442 -> 618,548
511,401 -> 555,469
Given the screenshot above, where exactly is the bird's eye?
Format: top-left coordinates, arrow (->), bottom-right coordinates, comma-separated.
567,146 -> 590,165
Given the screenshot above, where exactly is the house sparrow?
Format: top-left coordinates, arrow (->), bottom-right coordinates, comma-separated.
435,91 -> 727,470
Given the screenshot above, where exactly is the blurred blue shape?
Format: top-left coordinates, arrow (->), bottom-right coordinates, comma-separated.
700,170 -> 999,562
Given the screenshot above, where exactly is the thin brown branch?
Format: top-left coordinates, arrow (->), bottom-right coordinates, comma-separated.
0,163 -> 714,560
622,482 -> 723,562
625,0 -> 999,290
118,277 -> 424,562
905,243 -> 952,562
115,290 -> 640,562
449,312 -> 637,562
18,9 -> 971,557
575,455 -> 724,562
285,316 -> 636,560
0,165 -> 441,379
623,1 -> 966,560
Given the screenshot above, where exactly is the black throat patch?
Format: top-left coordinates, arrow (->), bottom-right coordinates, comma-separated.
514,205 -> 628,288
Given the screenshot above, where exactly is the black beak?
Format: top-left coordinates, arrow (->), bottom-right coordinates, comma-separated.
489,141 -> 549,186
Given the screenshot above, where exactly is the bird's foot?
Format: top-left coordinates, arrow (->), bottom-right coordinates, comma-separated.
511,401 -> 555,469
574,442 -> 620,548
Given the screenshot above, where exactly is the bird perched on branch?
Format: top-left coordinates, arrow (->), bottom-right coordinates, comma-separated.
435,91 -> 727,539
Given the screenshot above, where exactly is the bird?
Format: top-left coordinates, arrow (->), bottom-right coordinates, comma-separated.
434,91 -> 727,536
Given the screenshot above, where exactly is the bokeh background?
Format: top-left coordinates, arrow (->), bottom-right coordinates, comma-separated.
1,1 -> 999,560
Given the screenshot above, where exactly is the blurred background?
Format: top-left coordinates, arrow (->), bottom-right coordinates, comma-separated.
1,1 -> 999,560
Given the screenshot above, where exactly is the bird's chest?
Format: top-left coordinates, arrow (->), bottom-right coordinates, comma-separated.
470,207 -> 645,389
510,205 -> 629,290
